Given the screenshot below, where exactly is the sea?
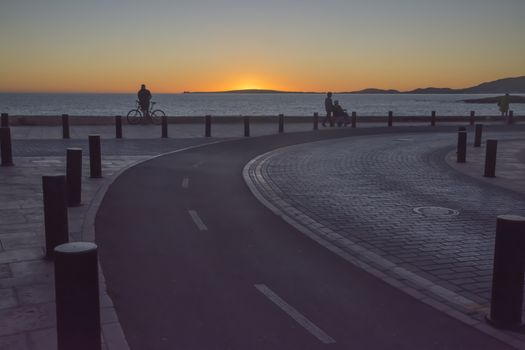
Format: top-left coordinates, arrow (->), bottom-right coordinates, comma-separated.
0,93 -> 523,117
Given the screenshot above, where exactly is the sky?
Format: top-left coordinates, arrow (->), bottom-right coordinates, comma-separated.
0,0 -> 524,93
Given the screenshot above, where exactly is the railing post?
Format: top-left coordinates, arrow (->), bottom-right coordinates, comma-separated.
55,242 -> 101,350
244,116 -> 250,137
486,215 -> 525,330
484,139 -> 497,178
430,111 -> 436,127
278,114 -> 284,133
1,113 -> 8,127
161,115 -> 168,138
470,111 -> 475,126
474,124 -> 483,147
388,111 -> 393,127
205,115 -> 211,137
66,148 -> 82,207
62,114 -> 70,139
457,127 -> 467,163
115,116 -> 122,139
88,135 -> 102,178
313,113 -> 319,131
42,175 -> 69,259
351,112 -> 357,128
507,111 -> 514,125
0,127 -> 14,166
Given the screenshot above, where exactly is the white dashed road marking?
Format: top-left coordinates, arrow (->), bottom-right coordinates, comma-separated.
182,177 -> 189,189
188,210 -> 208,231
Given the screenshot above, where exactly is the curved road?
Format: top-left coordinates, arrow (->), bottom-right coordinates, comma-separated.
96,127 -> 513,349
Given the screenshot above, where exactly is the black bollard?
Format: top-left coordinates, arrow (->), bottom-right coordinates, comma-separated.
430,111 -> 436,127
457,127 -> 467,163
0,127 -> 14,166
486,215 -> 525,330
278,114 -> 284,133
205,115 -> 211,137
351,112 -> 357,128
42,175 -> 69,258
470,111 -> 475,126
55,242 -> 101,350
244,116 -> 250,137
62,114 -> 70,139
115,115 -> 122,139
508,111 -> 514,125
388,111 -> 393,127
88,135 -> 102,178
474,124 -> 483,147
313,113 -> 318,131
66,148 -> 82,207
1,113 -> 8,127
484,139 -> 497,177
162,115 -> 168,138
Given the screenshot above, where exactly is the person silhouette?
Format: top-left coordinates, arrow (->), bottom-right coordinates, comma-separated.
498,93 -> 510,117
138,84 -> 152,118
323,92 -> 334,127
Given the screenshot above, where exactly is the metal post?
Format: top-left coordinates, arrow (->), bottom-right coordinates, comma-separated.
115,116 -> 122,139
313,113 -> 318,131
1,113 -> 8,127
161,115 -> 168,138
484,139 -> 497,178
486,215 -> 525,330
474,124 -> 483,147
430,111 -> 436,127
62,114 -> 70,139
42,175 -> 69,258
66,148 -> 82,207
508,111 -> 514,125
55,242 -> 101,350
278,114 -> 284,133
388,111 -> 393,127
205,115 -> 211,137
244,116 -> 250,137
88,135 -> 102,178
457,127 -> 467,163
470,111 -> 475,126
0,127 -> 14,166
351,112 -> 357,128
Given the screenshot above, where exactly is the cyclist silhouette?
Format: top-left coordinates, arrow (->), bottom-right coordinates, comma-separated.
137,84 -> 152,117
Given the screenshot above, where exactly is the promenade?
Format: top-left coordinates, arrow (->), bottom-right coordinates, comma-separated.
0,121 -> 524,349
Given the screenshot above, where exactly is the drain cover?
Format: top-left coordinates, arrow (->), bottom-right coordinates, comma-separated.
413,206 -> 459,216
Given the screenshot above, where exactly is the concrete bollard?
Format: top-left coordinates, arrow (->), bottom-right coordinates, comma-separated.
484,139 -> 497,178
474,124 -> 483,147
470,111 -> 475,126
162,115 -> 168,138
115,116 -> 122,139
42,175 -> 69,258
66,148 -> 82,207
278,114 -> 284,133
457,127 -> 467,163
486,215 -> 525,330
351,112 -> 357,128
88,135 -> 102,178
388,111 -> 393,127
244,116 -> 250,137
62,114 -> 70,139
205,115 -> 211,137
0,127 -> 14,166
507,111 -> 514,125
1,113 -> 8,127
313,113 -> 318,131
430,111 -> 436,127
54,242 -> 101,350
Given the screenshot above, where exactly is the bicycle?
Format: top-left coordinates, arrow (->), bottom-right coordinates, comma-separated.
127,101 -> 166,125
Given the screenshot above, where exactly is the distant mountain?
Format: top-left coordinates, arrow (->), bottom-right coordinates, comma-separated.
349,88 -> 400,94
404,76 -> 525,94
405,87 -> 458,94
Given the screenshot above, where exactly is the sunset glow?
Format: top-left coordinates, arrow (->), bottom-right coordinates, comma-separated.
1,0 -> 524,93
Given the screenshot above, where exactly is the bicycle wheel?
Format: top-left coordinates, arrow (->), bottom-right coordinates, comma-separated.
127,109 -> 142,125
151,109 -> 165,125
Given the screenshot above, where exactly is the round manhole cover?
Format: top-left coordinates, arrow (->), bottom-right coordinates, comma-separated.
413,206 -> 459,216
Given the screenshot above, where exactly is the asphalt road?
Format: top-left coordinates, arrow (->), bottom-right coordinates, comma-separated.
96,126 -> 513,349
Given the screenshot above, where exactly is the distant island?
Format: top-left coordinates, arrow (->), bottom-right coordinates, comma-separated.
462,95 -> 525,104
184,76 -> 525,94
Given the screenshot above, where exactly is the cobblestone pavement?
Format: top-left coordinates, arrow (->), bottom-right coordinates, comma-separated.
245,129 -> 525,346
